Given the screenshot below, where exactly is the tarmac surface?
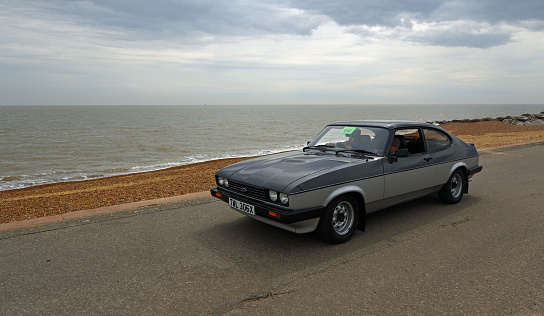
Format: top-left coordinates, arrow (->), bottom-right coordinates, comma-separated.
1,143 -> 543,315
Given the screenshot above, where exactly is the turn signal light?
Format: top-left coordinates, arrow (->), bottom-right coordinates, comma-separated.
268,211 -> 281,218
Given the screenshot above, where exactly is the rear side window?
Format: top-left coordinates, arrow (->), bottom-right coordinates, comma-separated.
423,128 -> 451,151
394,129 -> 425,154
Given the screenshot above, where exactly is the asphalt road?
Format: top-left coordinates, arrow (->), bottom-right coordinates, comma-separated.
1,143 -> 543,315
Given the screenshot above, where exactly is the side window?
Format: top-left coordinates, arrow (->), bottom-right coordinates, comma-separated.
423,128 -> 451,151
394,129 -> 425,154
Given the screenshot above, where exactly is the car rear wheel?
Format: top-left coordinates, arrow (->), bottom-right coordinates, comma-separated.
439,169 -> 466,204
318,195 -> 359,244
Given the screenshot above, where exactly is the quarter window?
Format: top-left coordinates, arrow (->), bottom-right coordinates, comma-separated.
423,128 -> 451,151
394,129 -> 425,154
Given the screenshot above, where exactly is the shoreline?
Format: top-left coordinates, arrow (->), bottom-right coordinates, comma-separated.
2,120 -> 544,226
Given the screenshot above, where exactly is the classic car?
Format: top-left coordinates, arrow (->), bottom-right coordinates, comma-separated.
210,121 -> 482,243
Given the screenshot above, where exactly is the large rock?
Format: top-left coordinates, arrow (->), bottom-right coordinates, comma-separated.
435,112 -> 544,126
504,113 -> 544,125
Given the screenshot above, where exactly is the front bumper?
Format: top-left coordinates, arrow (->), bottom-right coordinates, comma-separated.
210,187 -> 325,233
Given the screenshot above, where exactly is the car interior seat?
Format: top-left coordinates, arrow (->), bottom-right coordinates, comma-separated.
396,135 -> 407,149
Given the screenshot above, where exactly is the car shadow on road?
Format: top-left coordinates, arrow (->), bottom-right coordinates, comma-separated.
365,194 -> 481,237
195,194 -> 481,276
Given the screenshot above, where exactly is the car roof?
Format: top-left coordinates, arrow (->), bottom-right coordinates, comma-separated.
328,120 -> 438,130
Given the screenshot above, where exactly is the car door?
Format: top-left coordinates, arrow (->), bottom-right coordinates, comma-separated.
382,128 -> 437,206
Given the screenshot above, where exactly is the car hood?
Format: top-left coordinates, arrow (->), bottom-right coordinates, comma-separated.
217,151 -> 354,192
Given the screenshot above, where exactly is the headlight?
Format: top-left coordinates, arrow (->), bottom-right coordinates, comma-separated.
279,193 -> 289,205
268,190 -> 278,202
218,177 -> 229,187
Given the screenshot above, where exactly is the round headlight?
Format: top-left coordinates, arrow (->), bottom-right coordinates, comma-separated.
269,190 -> 278,202
279,193 -> 289,205
218,177 -> 224,186
224,178 -> 229,187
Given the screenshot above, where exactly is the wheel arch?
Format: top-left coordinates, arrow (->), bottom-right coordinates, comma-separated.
324,186 -> 366,231
448,162 -> 469,194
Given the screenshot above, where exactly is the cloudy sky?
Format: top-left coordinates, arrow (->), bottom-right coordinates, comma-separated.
1,0 -> 543,105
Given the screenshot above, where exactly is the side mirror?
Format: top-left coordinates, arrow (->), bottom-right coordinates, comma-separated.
387,148 -> 410,164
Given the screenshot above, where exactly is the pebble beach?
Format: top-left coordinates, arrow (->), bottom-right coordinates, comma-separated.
2,120 -> 544,225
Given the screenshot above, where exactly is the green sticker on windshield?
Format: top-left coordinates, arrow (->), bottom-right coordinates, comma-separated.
340,127 -> 357,134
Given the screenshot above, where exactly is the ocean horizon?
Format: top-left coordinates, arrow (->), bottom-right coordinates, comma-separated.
1,104 -> 543,191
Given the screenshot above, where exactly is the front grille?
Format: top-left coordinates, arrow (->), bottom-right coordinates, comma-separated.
228,180 -> 267,201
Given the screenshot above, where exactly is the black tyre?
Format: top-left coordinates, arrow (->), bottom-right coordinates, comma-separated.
438,169 -> 466,204
317,195 -> 359,244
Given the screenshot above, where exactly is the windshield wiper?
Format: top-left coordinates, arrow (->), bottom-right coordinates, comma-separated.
336,149 -> 378,157
303,144 -> 336,152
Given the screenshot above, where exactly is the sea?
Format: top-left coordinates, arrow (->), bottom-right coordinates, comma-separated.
1,104 -> 543,191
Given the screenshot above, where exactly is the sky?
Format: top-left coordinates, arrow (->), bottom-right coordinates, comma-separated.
1,0 -> 544,105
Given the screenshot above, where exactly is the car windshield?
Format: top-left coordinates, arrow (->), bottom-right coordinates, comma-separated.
305,125 -> 389,156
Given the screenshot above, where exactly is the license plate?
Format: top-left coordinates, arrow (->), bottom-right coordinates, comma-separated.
229,198 -> 255,215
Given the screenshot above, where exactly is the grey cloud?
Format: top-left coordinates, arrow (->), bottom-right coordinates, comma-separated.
290,0 -> 544,27
407,29 -> 512,49
5,0 -> 544,50
289,0 -> 440,27
290,0 -> 544,48
34,0 -> 324,40
432,0 -> 544,26
350,20 -> 513,49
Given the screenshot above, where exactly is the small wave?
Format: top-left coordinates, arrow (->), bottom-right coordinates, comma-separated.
0,177 -> 55,191
120,145 -> 306,174
0,170 -> 107,191
1,175 -> 27,182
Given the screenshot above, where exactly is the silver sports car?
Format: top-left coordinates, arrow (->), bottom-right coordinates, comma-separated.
210,121 -> 482,243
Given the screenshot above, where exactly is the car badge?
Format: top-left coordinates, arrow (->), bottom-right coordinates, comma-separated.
241,187 -> 248,193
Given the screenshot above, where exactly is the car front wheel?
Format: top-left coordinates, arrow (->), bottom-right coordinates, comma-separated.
317,195 -> 359,244
438,169 -> 466,204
